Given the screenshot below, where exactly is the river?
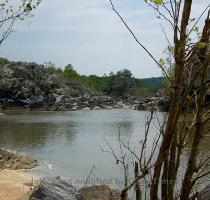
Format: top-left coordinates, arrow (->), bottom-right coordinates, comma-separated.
0,109 -> 209,190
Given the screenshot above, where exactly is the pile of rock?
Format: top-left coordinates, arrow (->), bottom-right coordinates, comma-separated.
79,185 -> 120,200
0,59 -> 171,112
50,95 -> 116,111
0,60 -> 136,111
134,96 -> 170,112
0,148 -> 38,170
30,177 -> 120,200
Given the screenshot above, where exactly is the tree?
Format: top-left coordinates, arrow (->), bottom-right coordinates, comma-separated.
63,64 -> 80,79
104,69 -> 137,98
43,62 -> 63,75
0,0 -> 41,45
109,0 -> 210,199
116,69 -> 133,78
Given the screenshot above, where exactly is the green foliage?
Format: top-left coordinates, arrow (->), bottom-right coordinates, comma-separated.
41,61 -> 165,97
43,62 -> 63,75
159,46 -> 175,95
0,57 -> 9,66
116,69 -> 132,77
137,77 -> 165,94
104,69 -> 137,98
153,0 -> 164,5
196,42 -> 208,49
79,75 -> 109,93
63,64 -> 80,79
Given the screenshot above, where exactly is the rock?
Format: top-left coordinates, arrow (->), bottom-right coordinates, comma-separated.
134,99 -> 147,111
0,60 -> 96,110
30,177 -> 84,200
55,95 -> 65,103
0,59 -> 143,111
134,96 -> 170,112
0,148 -> 38,170
79,185 -> 120,200
135,103 -> 147,111
82,107 -> 90,110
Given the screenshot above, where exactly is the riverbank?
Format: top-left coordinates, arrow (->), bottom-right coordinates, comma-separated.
0,169 -> 38,200
0,59 -> 169,112
0,100 -> 135,112
0,148 -> 39,200
0,148 -> 121,200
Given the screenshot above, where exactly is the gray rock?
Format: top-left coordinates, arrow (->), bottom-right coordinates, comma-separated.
135,103 -> 147,111
30,177 -> 83,200
0,148 -> 38,170
55,95 -> 65,103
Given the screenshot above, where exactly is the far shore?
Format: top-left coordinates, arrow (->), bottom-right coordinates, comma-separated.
0,105 -> 136,113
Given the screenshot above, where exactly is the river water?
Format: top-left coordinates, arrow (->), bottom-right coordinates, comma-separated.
0,109 -> 209,190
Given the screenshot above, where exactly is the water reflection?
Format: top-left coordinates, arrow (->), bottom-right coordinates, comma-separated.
0,109 -> 145,182
1,110 -> 208,189
0,112 -> 77,151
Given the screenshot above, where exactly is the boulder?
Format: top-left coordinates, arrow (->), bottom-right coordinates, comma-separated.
0,148 -> 38,170
79,185 -> 120,200
0,61 -> 96,110
135,103 -> 147,111
30,177 -> 83,200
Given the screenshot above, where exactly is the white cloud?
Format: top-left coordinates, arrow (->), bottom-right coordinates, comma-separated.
0,0 -> 208,78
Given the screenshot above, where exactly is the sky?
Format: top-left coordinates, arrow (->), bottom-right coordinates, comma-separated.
0,0 -> 208,78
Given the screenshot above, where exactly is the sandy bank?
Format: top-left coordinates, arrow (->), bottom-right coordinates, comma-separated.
0,169 -> 38,200
0,148 -> 39,200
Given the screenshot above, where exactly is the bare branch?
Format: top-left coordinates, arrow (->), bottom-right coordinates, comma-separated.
109,0 -> 172,82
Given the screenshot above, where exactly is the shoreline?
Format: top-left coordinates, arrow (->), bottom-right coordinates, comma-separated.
0,148 -> 39,200
0,169 -> 38,200
0,106 -> 136,113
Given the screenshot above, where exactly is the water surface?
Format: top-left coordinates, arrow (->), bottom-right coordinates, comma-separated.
0,109 -> 209,189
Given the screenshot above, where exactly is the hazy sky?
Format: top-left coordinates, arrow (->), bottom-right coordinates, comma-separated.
0,0 -> 208,78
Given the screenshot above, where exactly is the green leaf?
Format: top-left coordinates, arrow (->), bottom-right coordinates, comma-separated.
153,0 -> 164,5
196,42 -> 208,49
159,58 -> 166,66
194,26 -> 199,32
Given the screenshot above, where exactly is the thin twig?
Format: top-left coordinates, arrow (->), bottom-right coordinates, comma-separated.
109,0 -> 171,82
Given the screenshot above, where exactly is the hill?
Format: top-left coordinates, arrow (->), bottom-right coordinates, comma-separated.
0,58 -> 166,110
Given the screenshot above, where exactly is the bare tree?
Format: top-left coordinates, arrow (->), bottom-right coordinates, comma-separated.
0,0 -> 41,45
108,0 -> 210,199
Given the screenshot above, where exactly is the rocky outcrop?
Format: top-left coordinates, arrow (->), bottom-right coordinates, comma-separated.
134,96 -> 170,112
79,185 -> 120,200
30,178 -> 121,200
0,59 -> 171,111
30,177 -> 83,200
0,60 -> 117,110
0,148 -> 38,170
0,60 -> 138,111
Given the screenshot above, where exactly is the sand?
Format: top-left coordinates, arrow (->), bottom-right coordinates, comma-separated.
0,169 -> 38,200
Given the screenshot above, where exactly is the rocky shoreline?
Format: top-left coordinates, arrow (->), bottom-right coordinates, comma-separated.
0,148 -> 121,200
0,148 -> 39,200
0,148 -> 209,200
0,60 -> 131,111
0,59 -> 170,112
0,148 -> 38,170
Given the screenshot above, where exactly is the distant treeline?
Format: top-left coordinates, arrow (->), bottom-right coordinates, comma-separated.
43,62 -> 165,98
